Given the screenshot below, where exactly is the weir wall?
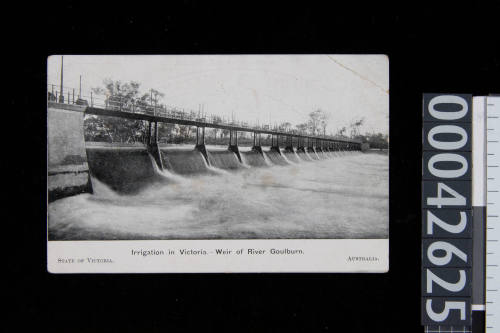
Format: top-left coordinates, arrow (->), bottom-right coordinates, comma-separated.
295,148 -> 312,161
207,150 -> 242,170
48,103 -> 363,201
48,105 -> 92,201
241,150 -> 269,167
307,147 -> 320,160
159,148 -> 212,175
86,146 -> 163,193
283,148 -> 300,163
264,150 -> 289,166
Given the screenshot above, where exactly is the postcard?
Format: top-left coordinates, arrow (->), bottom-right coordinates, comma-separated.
47,54 -> 389,273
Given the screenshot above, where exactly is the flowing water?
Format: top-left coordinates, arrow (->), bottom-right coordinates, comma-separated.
48,148 -> 388,240
296,150 -> 312,161
307,149 -> 320,160
207,150 -> 242,170
282,150 -> 301,163
263,150 -> 289,166
86,146 -> 167,193
160,148 -> 214,176
241,150 -> 270,167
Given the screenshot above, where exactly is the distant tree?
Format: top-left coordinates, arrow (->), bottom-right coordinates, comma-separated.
307,109 -> 330,136
209,127 -> 218,140
295,123 -> 308,134
365,132 -> 389,149
85,79 -> 163,143
143,88 -> 165,108
92,79 -> 141,104
158,122 -> 178,142
319,113 -> 329,136
336,126 -> 347,137
280,121 -> 292,132
178,125 -> 196,139
349,117 -> 364,138
221,129 -> 230,138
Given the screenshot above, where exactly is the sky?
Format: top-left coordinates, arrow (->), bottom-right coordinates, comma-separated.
47,55 -> 388,135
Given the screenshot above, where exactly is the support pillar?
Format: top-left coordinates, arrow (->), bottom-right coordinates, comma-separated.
323,140 -> 329,152
284,135 -> 294,153
229,130 -> 242,162
154,121 -> 158,144
316,139 -> 323,153
296,137 -> 306,154
196,126 -> 205,146
306,137 -> 317,156
195,126 -> 210,165
252,132 -> 264,155
147,121 -> 164,170
146,121 -> 152,145
270,134 -> 281,154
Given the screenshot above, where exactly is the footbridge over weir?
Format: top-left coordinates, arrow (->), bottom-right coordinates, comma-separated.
47,100 -> 363,202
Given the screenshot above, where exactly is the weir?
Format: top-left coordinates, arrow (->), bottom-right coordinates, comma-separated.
159,148 -> 212,175
305,138 -> 319,160
86,145 -> 164,193
207,150 -> 242,170
264,149 -> 289,166
241,150 -> 269,167
47,101 -> 363,201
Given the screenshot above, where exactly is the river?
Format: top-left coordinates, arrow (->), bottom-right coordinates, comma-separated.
48,148 -> 388,240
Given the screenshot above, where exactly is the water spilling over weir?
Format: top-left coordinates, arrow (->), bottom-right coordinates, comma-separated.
83,143 -> 366,197
85,146 -> 167,194
296,149 -> 312,161
49,150 -> 388,240
160,148 -> 213,176
47,102 -> 387,241
307,148 -> 320,160
263,149 -> 289,166
47,102 -> 365,202
241,150 -> 269,167
282,149 -> 301,163
207,150 -> 242,170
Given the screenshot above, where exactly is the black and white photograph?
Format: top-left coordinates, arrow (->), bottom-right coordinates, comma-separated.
47,54 -> 389,272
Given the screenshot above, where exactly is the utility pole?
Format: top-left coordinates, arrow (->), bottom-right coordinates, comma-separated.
59,56 -> 64,103
79,75 -> 82,98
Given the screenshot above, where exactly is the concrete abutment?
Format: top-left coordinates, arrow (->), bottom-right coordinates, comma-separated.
48,103 -> 92,202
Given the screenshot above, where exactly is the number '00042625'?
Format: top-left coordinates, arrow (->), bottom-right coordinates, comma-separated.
421,94 -> 473,326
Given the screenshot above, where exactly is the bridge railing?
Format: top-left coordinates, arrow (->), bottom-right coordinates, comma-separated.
47,83 -> 359,143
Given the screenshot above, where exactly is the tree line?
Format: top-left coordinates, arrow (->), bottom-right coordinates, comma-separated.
84,79 -> 388,149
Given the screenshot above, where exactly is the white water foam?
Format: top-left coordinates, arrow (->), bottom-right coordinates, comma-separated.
49,152 -> 388,240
